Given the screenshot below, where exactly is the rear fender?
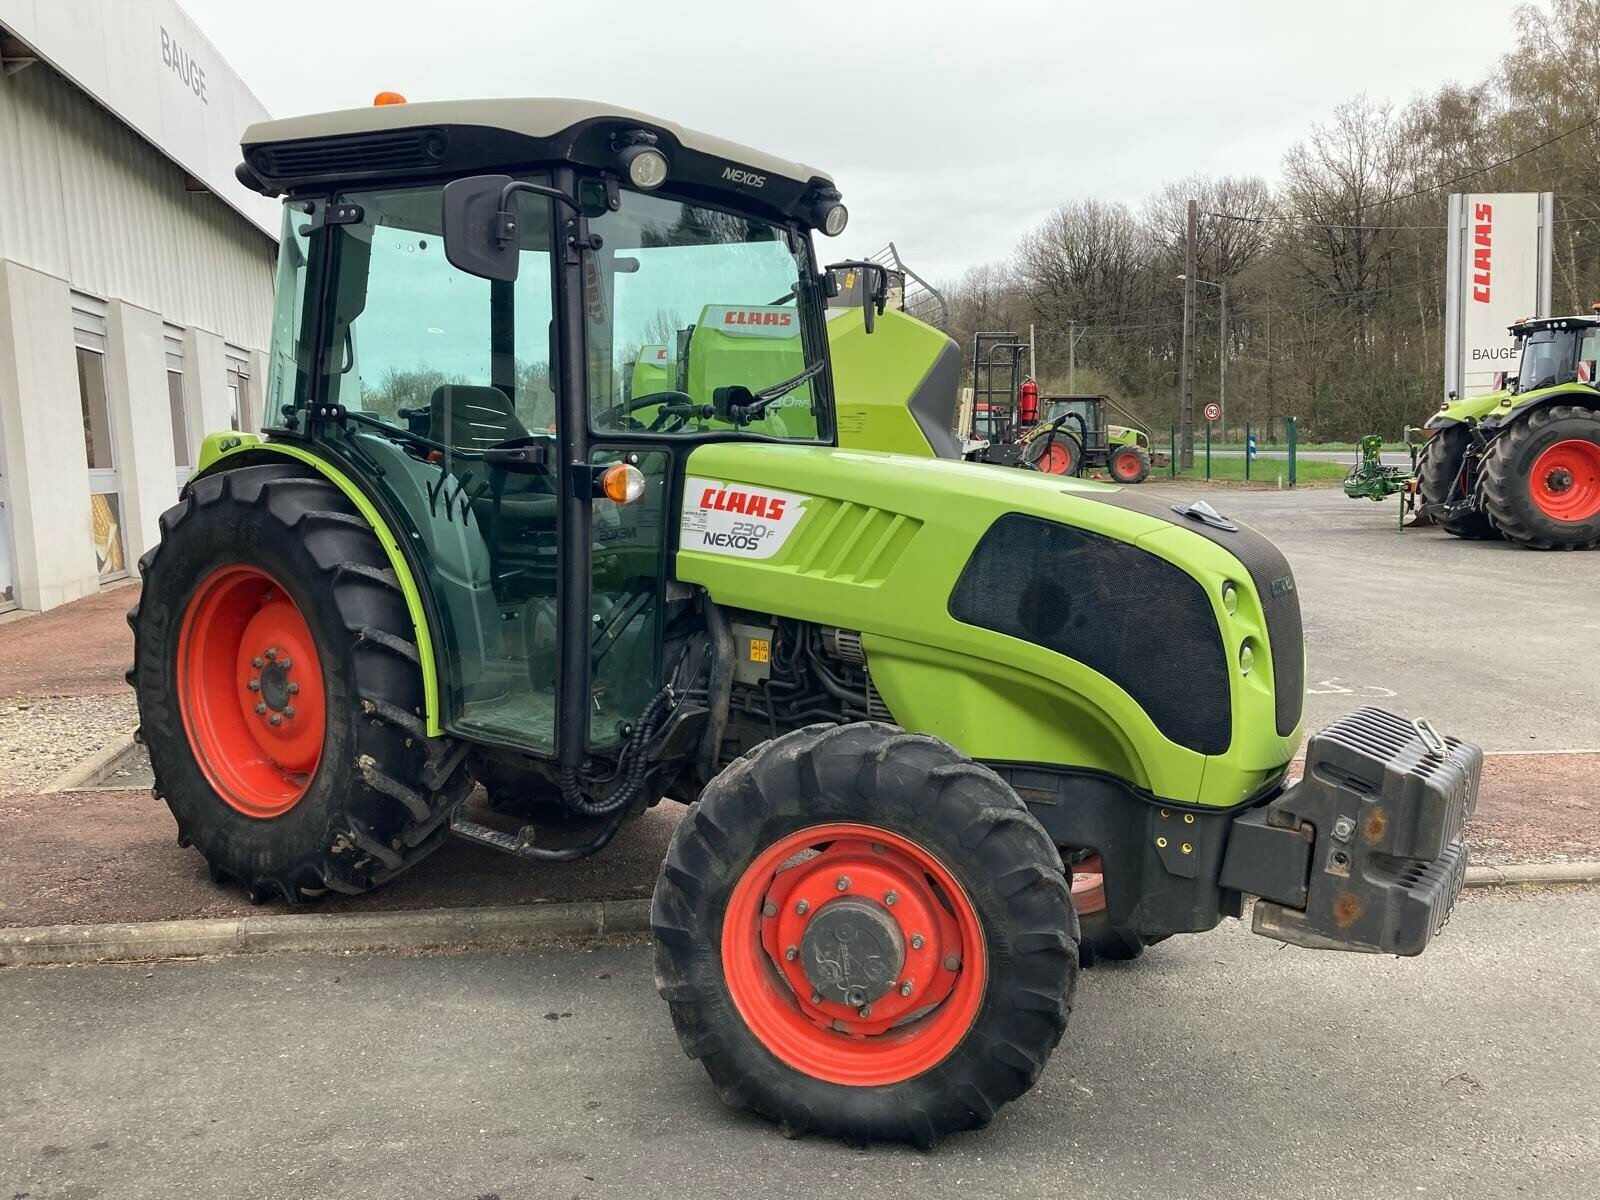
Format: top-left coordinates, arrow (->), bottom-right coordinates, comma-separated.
190,432 -> 444,734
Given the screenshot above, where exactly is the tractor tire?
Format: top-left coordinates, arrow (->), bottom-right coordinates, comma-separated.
1032,433 -> 1081,476
1416,425 -> 1499,540
653,722 -> 1078,1147
1109,446 -> 1151,484
128,464 -> 473,902
1478,404 -> 1600,550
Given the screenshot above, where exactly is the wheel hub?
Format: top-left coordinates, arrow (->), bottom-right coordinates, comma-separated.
1545,466 -> 1574,494
800,897 -> 905,1007
254,651 -> 298,715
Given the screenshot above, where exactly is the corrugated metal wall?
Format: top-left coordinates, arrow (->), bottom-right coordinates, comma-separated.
0,57 -> 274,350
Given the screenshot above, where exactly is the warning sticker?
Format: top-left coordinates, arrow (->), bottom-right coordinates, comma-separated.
680,477 -> 810,560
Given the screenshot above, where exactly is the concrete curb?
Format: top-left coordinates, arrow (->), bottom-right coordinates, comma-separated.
38,728 -> 139,794
1462,862 -> 1600,888
0,898 -> 652,967
1,865 -> 1595,968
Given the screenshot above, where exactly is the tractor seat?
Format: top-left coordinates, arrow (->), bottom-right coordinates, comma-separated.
430,384 -> 531,451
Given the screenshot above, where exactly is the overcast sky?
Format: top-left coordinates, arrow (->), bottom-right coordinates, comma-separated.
182,0 -> 1525,281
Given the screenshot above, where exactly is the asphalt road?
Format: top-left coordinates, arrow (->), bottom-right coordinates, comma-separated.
1143,483 -> 1600,751
2,887 -> 1595,1199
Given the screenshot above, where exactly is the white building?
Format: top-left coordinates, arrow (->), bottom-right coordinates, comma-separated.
0,0 -> 277,612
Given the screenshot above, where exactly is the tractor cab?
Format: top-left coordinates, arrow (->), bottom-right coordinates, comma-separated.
1504,313 -> 1600,396
232,98 -> 865,765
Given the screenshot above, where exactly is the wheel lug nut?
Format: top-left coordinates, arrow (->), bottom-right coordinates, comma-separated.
884,890 -> 898,906
911,934 -> 925,950
265,648 -> 277,660
835,875 -> 850,891
761,901 -> 777,918
811,992 -> 823,1005
251,657 -> 264,669
254,703 -> 267,715
858,1005 -> 873,1019
900,980 -> 913,996
795,899 -> 809,916
247,680 -> 261,692
785,946 -> 798,961
268,714 -> 283,727
283,706 -> 295,719
279,658 -> 292,670
287,683 -> 300,695
944,954 -> 961,971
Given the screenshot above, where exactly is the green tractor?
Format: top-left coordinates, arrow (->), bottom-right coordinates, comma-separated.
1021,393 -> 1160,483
1417,311 -> 1600,548
130,96 -> 1482,1145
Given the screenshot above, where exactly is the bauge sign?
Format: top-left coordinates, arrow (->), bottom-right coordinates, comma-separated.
1445,192 -> 1553,400
681,478 -> 809,559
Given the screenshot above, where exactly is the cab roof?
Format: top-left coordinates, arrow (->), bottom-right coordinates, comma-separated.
239,97 -> 837,227
1509,311 -> 1600,336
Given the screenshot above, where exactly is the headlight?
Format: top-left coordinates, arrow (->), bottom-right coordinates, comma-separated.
1239,640 -> 1256,675
1222,581 -> 1239,615
819,202 -> 849,237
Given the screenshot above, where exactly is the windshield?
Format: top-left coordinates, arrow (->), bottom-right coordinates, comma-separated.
1518,329 -> 1578,393
583,188 -> 827,440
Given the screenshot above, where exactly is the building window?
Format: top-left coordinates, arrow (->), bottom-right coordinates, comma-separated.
76,345 -> 114,471
166,334 -> 191,489
74,304 -> 125,580
226,353 -> 251,432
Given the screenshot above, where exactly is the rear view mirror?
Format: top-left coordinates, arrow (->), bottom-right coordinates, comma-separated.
442,174 -> 520,282
824,260 -> 889,334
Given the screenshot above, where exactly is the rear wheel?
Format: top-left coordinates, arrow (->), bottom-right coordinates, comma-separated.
1032,434 -> 1081,476
1109,446 -> 1150,484
1416,424 -> 1499,540
128,464 -> 472,901
653,722 -> 1078,1146
1479,405 -> 1600,549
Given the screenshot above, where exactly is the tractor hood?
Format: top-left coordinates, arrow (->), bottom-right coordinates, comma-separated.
674,443 -> 1302,808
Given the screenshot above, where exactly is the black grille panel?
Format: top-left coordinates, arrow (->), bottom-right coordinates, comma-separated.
1089,491 -> 1305,737
250,129 -> 446,182
950,514 -> 1231,754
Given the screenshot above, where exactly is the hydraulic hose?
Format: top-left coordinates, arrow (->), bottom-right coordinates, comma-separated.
697,597 -> 736,783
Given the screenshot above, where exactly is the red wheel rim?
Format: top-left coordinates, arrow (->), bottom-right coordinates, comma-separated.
1111,451 -> 1140,482
720,822 -> 987,1087
176,566 -> 326,818
1529,438 -> 1600,522
1039,441 -> 1074,475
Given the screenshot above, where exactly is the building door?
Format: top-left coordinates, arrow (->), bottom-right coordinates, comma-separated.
73,305 -> 126,580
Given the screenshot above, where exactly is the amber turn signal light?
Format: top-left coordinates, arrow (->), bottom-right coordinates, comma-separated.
600,463 -> 645,504
373,91 -> 408,106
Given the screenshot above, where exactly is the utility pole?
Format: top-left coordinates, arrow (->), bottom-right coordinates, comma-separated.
1218,280 -> 1227,439
1180,198 -> 1197,468
1028,323 -> 1036,380
1067,320 -> 1076,393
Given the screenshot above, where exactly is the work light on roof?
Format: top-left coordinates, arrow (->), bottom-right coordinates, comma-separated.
615,130 -> 669,190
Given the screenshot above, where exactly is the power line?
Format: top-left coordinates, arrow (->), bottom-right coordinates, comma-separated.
1208,212 -> 1446,231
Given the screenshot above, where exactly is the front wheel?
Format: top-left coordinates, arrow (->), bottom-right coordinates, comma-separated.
1479,405 -> 1600,549
1417,425 -> 1499,540
1109,446 -> 1150,484
652,723 -> 1078,1146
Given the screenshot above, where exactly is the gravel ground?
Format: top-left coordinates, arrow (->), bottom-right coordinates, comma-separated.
0,694 -> 138,798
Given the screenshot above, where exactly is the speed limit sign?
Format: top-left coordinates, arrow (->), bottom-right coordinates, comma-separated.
1204,401 -> 1221,422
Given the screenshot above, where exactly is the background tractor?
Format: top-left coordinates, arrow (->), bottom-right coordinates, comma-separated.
1021,393 -> 1159,483
130,95 -> 1481,1146
1415,311 -> 1600,549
